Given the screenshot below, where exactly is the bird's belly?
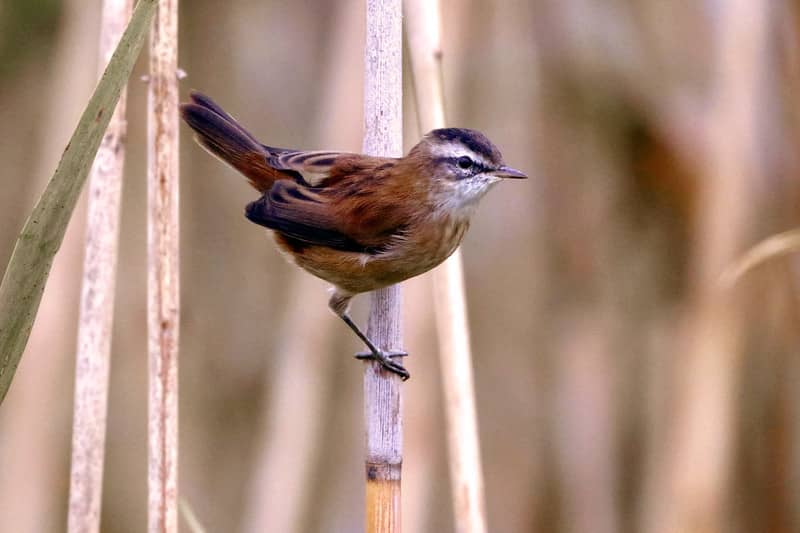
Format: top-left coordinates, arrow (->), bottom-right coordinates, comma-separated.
273,221 -> 468,294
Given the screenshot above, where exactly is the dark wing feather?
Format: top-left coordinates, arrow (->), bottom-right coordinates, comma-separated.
182,93 -> 415,252
245,181 -> 375,253
244,161 -> 414,255
268,150 -> 361,187
207,132 -> 415,254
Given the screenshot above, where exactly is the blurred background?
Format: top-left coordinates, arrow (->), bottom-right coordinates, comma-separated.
0,0 -> 798,532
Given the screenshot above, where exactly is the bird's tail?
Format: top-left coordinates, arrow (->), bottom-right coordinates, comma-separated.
180,91 -> 283,192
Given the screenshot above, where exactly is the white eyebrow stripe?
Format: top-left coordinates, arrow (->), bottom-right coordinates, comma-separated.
428,142 -> 491,167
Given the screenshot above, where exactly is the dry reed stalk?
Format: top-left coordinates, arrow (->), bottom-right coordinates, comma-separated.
179,499 -> 207,533
241,275 -> 338,533
147,0 -> 180,531
0,3 -> 98,528
67,1 -> 133,531
0,0 -> 159,525
404,1 -> 488,532
362,0 -> 403,530
652,2 -> 769,532
400,276 -> 440,532
720,229 -> 800,288
0,0 -> 154,404
554,321 -> 619,533
241,3 -> 363,529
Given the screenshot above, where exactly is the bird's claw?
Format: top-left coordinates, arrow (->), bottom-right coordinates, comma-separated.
355,350 -> 410,380
355,350 -> 408,360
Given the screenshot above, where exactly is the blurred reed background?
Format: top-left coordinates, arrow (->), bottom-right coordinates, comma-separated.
1,0 -> 799,532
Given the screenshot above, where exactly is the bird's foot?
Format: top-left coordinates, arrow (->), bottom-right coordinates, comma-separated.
355,350 -> 410,381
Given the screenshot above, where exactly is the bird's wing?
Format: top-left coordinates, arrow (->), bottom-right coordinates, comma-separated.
245,180 -> 379,253
246,157 -> 414,254
268,150 -> 361,187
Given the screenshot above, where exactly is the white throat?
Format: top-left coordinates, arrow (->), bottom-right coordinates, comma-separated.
432,174 -> 500,219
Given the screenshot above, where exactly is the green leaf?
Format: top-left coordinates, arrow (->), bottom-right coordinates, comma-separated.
0,0 -> 158,404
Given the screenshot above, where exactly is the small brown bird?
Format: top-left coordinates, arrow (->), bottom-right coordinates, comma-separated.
180,91 -> 526,380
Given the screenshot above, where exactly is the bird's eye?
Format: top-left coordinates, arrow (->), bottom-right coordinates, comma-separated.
457,156 -> 473,169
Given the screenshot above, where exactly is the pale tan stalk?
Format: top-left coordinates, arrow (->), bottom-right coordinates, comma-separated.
651,2 -> 769,532
241,276 -> 338,533
553,320 -> 619,533
147,1 -> 180,531
241,2 -> 363,530
67,1 -> 133,531
0,1 -> 98,529
362,0 -> 404,530
400,276 -> 439,533
405,1 -> 487,532
720,229 -> 800,288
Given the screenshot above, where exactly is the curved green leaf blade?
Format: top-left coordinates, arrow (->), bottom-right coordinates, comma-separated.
0,0 -> 158,404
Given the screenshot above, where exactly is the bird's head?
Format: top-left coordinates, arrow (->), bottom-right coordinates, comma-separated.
409,128 -> 527,217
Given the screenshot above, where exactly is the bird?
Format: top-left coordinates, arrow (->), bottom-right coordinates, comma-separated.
180,91 -> 527,380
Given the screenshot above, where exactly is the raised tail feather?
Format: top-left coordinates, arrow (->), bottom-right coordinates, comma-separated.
180,91 -> 287,192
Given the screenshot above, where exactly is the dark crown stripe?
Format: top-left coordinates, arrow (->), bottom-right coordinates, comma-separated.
430,128 -> 502,164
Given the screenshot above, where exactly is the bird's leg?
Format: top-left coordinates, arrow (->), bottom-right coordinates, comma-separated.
340,314 -> 410,379
329,291 -> 410,381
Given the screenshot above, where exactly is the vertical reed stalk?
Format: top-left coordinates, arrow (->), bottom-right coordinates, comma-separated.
241,4 -> 363,529
147,1 -> 180,531
654,2 -> 769,532
242,276 -> 338,533
67,1 -> 132,531
405,2 -> 488,531
362,0 -> 403,531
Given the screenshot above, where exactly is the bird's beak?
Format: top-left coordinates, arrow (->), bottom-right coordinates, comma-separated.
491,165 -> 528,179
